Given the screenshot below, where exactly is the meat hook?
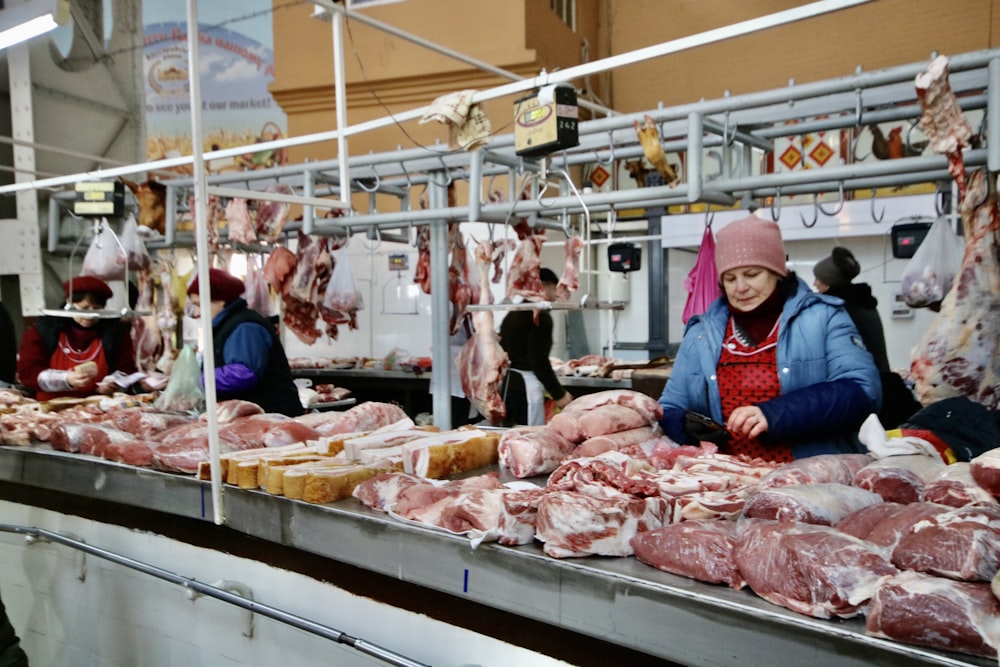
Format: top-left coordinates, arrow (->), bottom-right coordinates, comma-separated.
850,126 -> 872,162
554,168 -> 588,237
770,187 -> 782,222
816,181 -> 845,216
870,191 -> 885,223
905,121 -> 927,155
854,88 -> 864,128
704,209 -> 715,229
354,165 -> 381,193
596,132 -> 615,166
436,155 -> 453,187
799,194 -> 819,228
721,110 -> 736,147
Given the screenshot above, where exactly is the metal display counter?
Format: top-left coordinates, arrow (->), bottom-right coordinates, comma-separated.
0,444 -> 990,667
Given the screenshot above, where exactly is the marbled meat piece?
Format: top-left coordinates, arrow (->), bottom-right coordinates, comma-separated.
498,426 -> 576,478
497,487 -> 547,546
741,483 -> 883,526
535,491 -> 669,558
325,402 -> 408,436
835,502 -> 908,541
734,520 -> 897,619
971,448 -> 1000,498
352,472 -> 426,511
548,452 -> 660,500
110,409 -> 193,439
631,520 -> 746,588
866,570 -> 1000,659
102,439 -> 159,467
576,403 -> 648,439
225,197 -> 256,245
573,425 -> 658,458
853,454 -> 946,503
759,453 -> 873,488
863,501 -> 951,551
923,462 -> 998,507
263,246 -> 296,296
202,399 -> 265,424
891,504 -> 1000,582
50,423 -> 135,456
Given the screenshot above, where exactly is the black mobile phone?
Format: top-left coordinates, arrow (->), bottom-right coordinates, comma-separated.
684,410 -> 731,444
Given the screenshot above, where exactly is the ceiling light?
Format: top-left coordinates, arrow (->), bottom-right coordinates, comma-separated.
0,0 -> 69,51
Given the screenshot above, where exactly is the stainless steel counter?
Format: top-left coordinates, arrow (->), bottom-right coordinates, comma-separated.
0,444 -> 990,667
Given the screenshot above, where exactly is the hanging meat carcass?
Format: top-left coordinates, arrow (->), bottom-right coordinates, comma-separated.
555,236 -> 584,301
506,233 -> 546,302
457,240 -> 509,424
909,54 -> 1000,408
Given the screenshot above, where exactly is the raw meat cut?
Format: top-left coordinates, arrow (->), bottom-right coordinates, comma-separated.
457,240 -> 509,423
862,501 -> 950,551
447,234 -> 476,335
50,423 -> 135,456
110,409 -> 193,439
971,448 -> 1000,497
550,390 -> 664,443
671,489 -> 751,522
923,462 -> 997,507
352,472 -> 426,511
631,520 -> 746,588
915,55 -> 974,195
225,197 -> 256,245
576,403 -> 648,439
325,402 -> 408,435
204,399 -> 265,424
263,246 -> 296,295
891,504 -> 1000,582
548,452 -> 660,500
853,454 -> 946,503
574,425 -> 658,458
102,439 -> 158,467
741,483 -> 883,526
910,168 -> 1000,408
497,426 -> 576,478
535,491 -> 668,558
505,234 -> 546,302
759,453 -> 872,488
866,570 -> 1000,658
835,502 -> 908,541
497,487 -> 547,546
555,236 -> 584,301
733,520 -> 897,619
256,183 -> 294,243
412,225 -> 431,294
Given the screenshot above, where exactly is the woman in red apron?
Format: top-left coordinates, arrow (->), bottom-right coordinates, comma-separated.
17,276 -> 137,400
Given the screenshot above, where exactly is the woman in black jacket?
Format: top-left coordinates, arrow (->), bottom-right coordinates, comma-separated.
813,246 -> 920,427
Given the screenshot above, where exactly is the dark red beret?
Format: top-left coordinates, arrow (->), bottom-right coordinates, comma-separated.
188,268 -> 245,304
64,275 -> 113,301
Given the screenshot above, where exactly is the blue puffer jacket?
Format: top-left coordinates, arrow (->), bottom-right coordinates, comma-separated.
659,278 -> 882,459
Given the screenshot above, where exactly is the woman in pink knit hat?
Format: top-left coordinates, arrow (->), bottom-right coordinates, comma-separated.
658,215 -> 881,461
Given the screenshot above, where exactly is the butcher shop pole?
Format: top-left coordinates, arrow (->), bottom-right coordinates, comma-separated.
429,170 -> 452,429
185,0 -> 225,525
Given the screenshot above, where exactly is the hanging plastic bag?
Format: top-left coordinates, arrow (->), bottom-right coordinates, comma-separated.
80,219 -> 127,281
682,225 -> 722,323
322,249 -> 364,314
244,256 -> 273,318
899,215 -> 964,309
153,344 -> 205,413
119,213 -> 151,272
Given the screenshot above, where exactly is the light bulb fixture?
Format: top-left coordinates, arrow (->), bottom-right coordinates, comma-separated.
0,0 -> 69,51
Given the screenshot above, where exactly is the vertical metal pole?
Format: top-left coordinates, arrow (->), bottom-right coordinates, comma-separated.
333,11 -> 350,205
988,57 -> 1000,173
687,112 -> 703,203
428,172 -> 451,429
185,0 -> 224,525
7,43 -> 45,316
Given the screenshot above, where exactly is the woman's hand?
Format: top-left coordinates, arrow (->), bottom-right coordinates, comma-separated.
727,405 -> 768,438
66,363 -> 98,389
555,391 -> 573,409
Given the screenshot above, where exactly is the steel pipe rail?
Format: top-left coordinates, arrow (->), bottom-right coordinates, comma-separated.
0,523 -> 430,667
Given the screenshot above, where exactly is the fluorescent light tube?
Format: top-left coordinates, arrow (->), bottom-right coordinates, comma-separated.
0,12 -> 58,51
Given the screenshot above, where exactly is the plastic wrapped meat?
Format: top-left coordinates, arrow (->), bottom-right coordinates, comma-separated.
759,453 -> 873,488
891,504 -> 1000,582
866,570 -> 1000,658
853,454 -> 946,503
971,448 -> 1000,498
733,520 -> 897,619
498,426 -> 576,478
922,462 -> 998,507
535,491 -> 669,558
255,183 -> 294,243
631,520 -> 746,589
741,483 -> 883,526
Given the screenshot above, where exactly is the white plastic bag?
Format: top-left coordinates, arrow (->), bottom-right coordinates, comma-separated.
322,249 -> 364,313
119,213 -> 151,272
153,345 -> 204,413
899,216 -> 964,309
244,256 -> 273,318
80,219 -> 127,281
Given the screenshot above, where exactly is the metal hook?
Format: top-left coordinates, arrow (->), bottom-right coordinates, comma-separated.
854,88 -> 864,127
770,187 -> 782,222
399,159 -> 413,189
816,182 -> 845,216
597,132 -> 615,166
554,168 -> 588,238
905,120 -> 925,155
870,191 -> 885,223
361,226 -> 382,252
934,187 -> 948,216
704,209 -> 715,229
355,165 -> 381,193
722,110 -> 736,147
437,155 -> 453,187
850,126 -> 872,162
799,194 -> 819,228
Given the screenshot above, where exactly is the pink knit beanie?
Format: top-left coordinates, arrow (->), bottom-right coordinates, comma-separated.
715,215 -> 788,278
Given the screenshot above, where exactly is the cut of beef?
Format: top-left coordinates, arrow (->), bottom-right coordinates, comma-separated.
853,454 -> 946,503
631,520 -> 746,589
741,483 -> 883,526
497,426 -> 576,478
866,570 -> 999,659
922,461 -> 997,507
891,504 -> 1000,582
535,490 -> 668,558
